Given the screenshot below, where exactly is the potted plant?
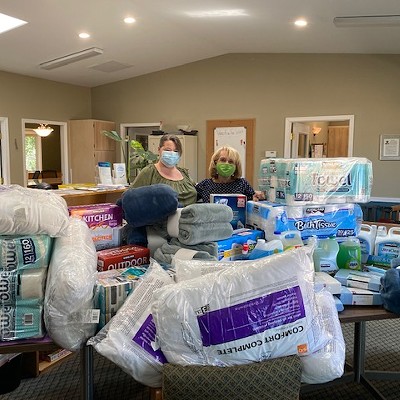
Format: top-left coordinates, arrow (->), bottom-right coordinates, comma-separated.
101,130 -> 158,184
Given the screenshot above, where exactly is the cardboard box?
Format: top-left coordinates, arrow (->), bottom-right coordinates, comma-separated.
91,225 -> 123,251
216,228 -> 264,261
210,194 -> 247,229
68,203 -> 123,229
314,272 -> 341,295
97,244 -> 150,271
334,269 -> 381,292
339,286 -> 382,306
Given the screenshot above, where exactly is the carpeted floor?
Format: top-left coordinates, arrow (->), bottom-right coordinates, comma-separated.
2,319 -> 400,400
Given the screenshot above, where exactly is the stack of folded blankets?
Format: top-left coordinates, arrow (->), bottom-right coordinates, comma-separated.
154,203 -> 234,266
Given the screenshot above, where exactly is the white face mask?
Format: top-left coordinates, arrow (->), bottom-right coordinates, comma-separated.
161,150 -> 180,168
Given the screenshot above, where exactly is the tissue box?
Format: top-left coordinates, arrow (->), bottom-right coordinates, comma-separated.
68,203 -> 123,229
210,194 -> 247,229
334,269 -> 381,292
314,272 -> 341,295
216,228 -> 264,261
94,267 -> 147,328
259,157 -> 372,205
97,244 -> 150,271
339,286 -> 382,306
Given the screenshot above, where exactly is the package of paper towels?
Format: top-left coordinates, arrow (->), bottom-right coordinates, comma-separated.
258,157 -> 372,205
246,201 -> 362,241
152,246 -> 330,366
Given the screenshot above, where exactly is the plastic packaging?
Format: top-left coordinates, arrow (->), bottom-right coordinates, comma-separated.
358,224 -> 377,263
374,226 -> 400,260
247,239 -> 283,260
336,237 -> 361,270
276,230 -> 303,250
312,236 -> 339,273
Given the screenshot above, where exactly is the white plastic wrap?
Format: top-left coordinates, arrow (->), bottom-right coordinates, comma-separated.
152,247 -> 331,366
300,290 -> 345,384
0,185 -> 69,237
44,218 -> 98,351
88,260 -> 174,388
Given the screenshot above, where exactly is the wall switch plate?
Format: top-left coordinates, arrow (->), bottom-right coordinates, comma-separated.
265,150 -> 277,158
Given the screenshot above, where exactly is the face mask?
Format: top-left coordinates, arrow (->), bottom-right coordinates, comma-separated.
161,150 -> 180,168
216,162 -> 236,177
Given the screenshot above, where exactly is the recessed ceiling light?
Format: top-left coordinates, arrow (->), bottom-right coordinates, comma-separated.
187,9 -> 248,18
124,17 -> 136,24
79,32 -> 90,39
0,12 -> 27,34
294,19 -> 308,27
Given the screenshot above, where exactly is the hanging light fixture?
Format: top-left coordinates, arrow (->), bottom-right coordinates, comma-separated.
33,124 -> 54,137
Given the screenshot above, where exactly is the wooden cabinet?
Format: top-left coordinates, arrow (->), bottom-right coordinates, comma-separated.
68,119 -> 116,183
148,134 -> 198,181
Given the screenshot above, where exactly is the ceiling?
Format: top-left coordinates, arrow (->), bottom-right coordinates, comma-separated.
1,0 -> 400,88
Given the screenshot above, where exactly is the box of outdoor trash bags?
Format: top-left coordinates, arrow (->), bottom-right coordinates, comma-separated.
88,247 -> 347,389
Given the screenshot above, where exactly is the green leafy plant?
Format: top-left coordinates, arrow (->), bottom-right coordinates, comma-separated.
102,130 -> 158,183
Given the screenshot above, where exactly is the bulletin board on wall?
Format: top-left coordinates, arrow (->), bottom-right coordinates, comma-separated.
206,119 -> 255,186
380,134 -> 400,160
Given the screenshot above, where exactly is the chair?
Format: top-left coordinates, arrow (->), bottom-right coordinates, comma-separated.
41,170 -> 58,178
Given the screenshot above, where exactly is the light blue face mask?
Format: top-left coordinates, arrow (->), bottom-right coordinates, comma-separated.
161,150 -> 180,168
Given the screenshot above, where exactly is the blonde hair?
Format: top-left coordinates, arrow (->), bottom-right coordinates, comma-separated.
209,146 -> 242,179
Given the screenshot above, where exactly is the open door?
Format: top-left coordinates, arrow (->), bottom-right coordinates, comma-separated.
291,122 -> 311,158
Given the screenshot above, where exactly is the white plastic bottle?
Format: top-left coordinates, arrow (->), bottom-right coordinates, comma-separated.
374,226 -> 400,260
312,236 -> 340,273
276,231 -> 303,250
248,239 -> 283,260
358,224 -> 377,264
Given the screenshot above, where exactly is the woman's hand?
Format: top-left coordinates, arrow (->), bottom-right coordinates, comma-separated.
252,191 -> 265,201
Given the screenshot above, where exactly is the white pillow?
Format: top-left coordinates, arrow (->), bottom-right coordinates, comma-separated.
0,185 -> 69,237
152,247 -> 329,366
88,260 -> 174,388
44,218 -> 98,351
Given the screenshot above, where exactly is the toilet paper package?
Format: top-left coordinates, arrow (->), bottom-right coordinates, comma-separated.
152,246 -> 331,366
259,158 -> 372,205
0,234 -> 53,271
0,299 -> 44,341
246,201 -> 362,241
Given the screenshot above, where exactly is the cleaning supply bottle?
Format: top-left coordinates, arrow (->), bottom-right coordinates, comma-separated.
374,226 -> 400,261
276,231 -> 303,250
312,236 -> 340,273
358,224 -> 377,264
248,239 -> 283,260
336,237 -> 362,270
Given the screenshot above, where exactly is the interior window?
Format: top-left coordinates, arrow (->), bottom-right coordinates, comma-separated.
25,134 -> 41,172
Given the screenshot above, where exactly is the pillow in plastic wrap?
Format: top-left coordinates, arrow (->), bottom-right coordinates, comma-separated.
152,246 -> 330,366
44,218 -> 98,351
0,185 -> 69,237
88,260 -> 174,388
300,289 -> 345,384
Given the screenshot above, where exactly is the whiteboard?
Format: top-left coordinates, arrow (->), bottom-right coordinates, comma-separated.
214,126 -> 246,177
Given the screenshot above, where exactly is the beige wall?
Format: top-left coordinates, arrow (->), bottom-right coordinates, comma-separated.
91,53 -> 400,199
0,70 -> 92,184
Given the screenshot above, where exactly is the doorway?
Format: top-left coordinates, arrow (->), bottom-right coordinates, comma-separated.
21,119 -> 69,187
284,115 -> 354,158
0,117 -> 10,184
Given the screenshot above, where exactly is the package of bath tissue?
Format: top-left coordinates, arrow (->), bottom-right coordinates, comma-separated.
0,268 -> 47,306
152,247 -> 331,366
0,234 -> 53,271
0,185 -> 70,236
0,299 -> 44,340
300,290 -> 345,384
246,201 -> 362,241
88,260 -> 174,388
258,158 -> 372,205
44,218 -> 98,351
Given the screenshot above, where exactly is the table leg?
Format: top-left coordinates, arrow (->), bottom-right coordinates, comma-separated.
81,345 -> 94,400
353,321 -> 366,383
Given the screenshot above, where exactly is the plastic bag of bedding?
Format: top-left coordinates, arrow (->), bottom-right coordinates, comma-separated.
44,218 -> 98,351
0,185 -> 69,237
300,289 -> 345,384
88,260 -> 174,388
152,246 -> 330,366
